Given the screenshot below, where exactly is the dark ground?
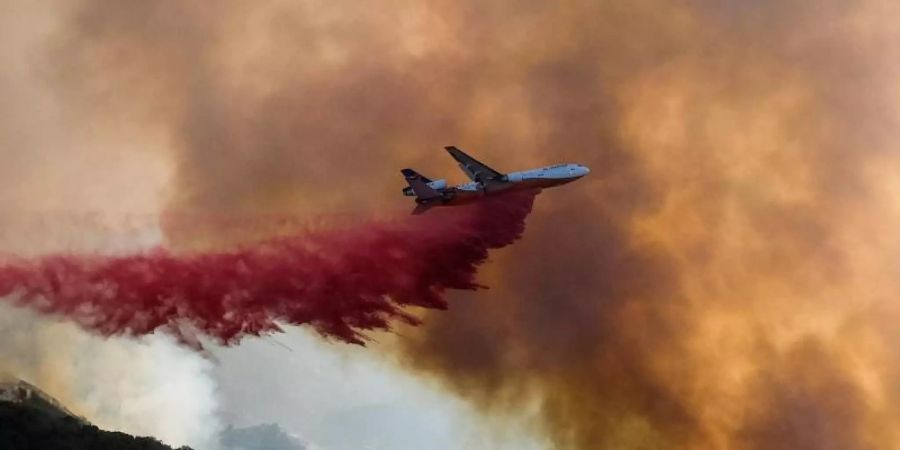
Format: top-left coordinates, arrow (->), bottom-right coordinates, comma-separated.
0,401 -> 190,450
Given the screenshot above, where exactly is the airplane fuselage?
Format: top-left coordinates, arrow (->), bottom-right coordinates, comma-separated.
403,163 -> 590,206
402,147 -> 589,213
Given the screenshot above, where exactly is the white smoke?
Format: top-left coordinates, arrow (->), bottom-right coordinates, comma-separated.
212,329 -> 547,450
0,305 -> 222,449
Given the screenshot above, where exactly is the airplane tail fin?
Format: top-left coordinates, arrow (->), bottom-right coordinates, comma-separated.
401,168 -> 442,200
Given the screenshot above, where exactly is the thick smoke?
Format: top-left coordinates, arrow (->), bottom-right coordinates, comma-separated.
0,3 -> 220,448
27,0 -> 900,449
394,3 -> 900,450
0,192 -> 535,346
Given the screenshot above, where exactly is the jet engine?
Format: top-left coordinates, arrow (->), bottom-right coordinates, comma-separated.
426,179 -> 447,190
401,178 -> 448,197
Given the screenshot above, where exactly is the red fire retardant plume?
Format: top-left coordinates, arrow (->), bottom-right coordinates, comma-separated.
0,191 -> 537,345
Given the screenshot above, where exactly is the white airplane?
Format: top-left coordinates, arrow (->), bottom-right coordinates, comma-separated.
402,146 -> 590,214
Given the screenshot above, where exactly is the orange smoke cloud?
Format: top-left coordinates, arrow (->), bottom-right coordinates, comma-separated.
32,0 -> 900,448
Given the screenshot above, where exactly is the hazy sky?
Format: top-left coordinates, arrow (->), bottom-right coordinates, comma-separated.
3,1 -> 900,449
212,330 -> 547,450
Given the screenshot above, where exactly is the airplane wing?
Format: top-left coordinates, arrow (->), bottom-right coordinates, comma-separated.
444,146 -> 504,183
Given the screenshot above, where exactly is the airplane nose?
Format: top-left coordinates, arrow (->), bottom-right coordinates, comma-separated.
580,166 -> 590,176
